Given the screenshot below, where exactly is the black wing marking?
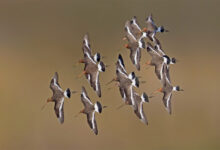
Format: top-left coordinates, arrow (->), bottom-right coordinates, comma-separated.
87,111 -> 98,135
90,71 -> 101,97
54,98 -> 64,124
163,92 -> 172,114
81,87 -> 93,107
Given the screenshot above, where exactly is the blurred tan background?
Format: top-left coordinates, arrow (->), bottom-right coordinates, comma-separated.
0,0 -> 220,150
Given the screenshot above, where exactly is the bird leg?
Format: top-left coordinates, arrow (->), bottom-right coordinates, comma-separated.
106,77 -> 118,85
78,59 -> 85,63
78,70 -> 87,78
141,27 -> 147,33
74,109 -> 85,118
41,98 -> 53,110
145,60 -> 151,65
115,82 -> 120,87
116,102 -> 127,110
124,44 -> 130,49
151,88 -> 163,96
47,97 -> 53,103
73,59 -> 85,67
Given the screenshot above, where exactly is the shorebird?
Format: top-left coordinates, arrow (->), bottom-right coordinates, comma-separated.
145,42 -> 168,80
124,20 -> 145,71
117,70 -> 139,107
46,72 -> 71,124
78,33 -> 106,97
133,91 -> 151,125
144,14 -> 168,38
79,86 -> 105,135
153,65 -> 183,114
145,42 -> 176,80
108,54 -> 139,108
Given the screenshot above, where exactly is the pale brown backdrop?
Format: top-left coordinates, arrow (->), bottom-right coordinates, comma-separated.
0,0 -> 220,150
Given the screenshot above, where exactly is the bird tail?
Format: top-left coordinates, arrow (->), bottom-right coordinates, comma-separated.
64,88 -> 71,98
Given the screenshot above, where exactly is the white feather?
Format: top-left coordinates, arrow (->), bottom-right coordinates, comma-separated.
91,111 -> 96,129
95,72 -> 99,92
94,103 -> 99,113
126,26 -> 136,41
82,92 -> 92,105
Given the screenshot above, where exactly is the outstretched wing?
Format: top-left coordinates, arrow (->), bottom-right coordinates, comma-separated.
161,64 -> 172,86
116,54 -> 127,75
133,93 -> 148,125
162,92 -> 172,114
154,62 -> 164,80
50,72 -> 62,94
82,34 -> 97,65
124,21 -> 137,43
124,86 -> 136,109
54,98 -> 64,124
129,46 -> 141,71
130,16 -> 142,39
162,63 -> 171,83
134,102 -> 148,125
81,86 -> 93,108
87,111 -> 98,135
90,71 -> 101,97
146,42 -> 162,58
153,36 -> 165,55
82,33 -> 91,55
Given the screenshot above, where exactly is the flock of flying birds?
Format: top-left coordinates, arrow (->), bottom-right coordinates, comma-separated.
45,14 -> 183,135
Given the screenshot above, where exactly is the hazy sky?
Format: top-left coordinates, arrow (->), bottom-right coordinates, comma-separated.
0,0 -> 220,150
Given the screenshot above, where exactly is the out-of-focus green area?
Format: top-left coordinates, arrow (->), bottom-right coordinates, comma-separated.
0,0 -> 220,149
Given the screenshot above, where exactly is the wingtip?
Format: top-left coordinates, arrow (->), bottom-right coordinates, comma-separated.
166,107 -> 172,115
94,131 -> 98,135
97,92 -> 101,98
58,118 -> 64,124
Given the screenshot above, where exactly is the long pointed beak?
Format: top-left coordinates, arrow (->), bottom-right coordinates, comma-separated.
140,81 -> 146,84
105,64 -> 111,68
137,76 -> 142,78
106,78 -> 115,85
72,91 -> 78,94
148,95 -> 154,99
116,103 -> 126,110
165,29 -> 169,32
